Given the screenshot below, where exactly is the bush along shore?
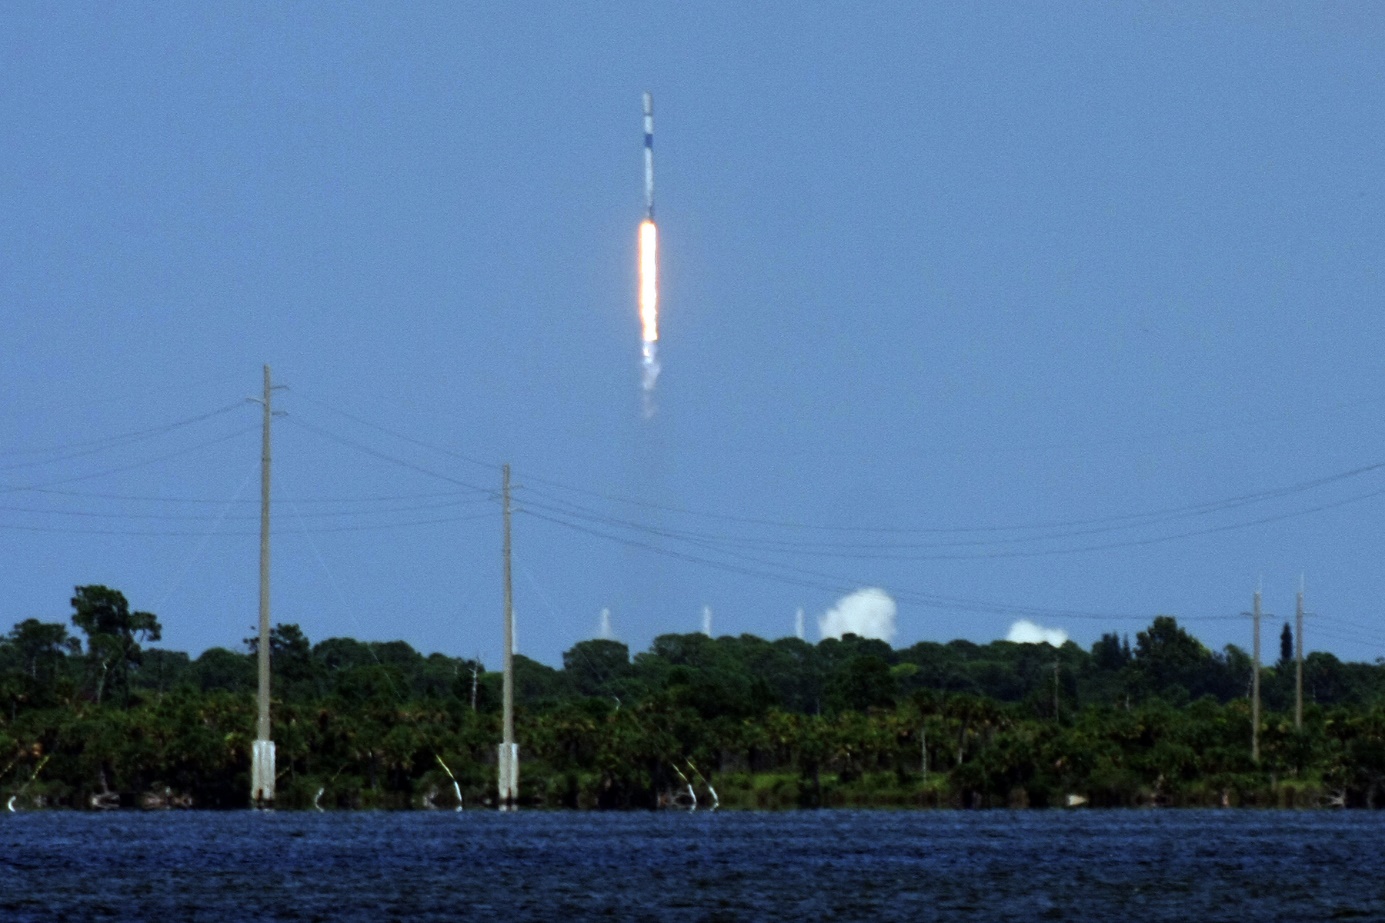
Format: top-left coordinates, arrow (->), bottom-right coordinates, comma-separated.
2,586 -> 1384,810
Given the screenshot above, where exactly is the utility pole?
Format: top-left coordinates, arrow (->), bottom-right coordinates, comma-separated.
1251,588 -> 1262,764
497,464 -> 518,809
1053,660 -> 1061,722
1295,579 -> 1305,731
251,365 -> 277,807
920,724 -> 928,782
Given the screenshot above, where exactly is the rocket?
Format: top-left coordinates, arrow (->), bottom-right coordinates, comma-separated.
637,91 -> 660,410
643,91 -> 654,219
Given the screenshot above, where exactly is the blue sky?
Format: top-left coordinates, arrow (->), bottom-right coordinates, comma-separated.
3,4 -> 1383,668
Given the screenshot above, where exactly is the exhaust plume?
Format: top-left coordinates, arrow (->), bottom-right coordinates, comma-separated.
1006,619 -> 1068,646
819,588 -> 897,644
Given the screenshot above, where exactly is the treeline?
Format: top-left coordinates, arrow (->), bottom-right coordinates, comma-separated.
2,585 -> 1385,809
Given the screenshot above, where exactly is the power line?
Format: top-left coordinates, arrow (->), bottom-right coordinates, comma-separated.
513,481 -> 1385,563
517,458 -> 1385,538
1308,623 -> 1380,651
0,424 -> 259,494
0,401 -> 246,466
279,393 -> 1385,563
7,387 -> 1378,657
283,417 -> 493,494
0,510 -> 499,537
0,495 -> 495,522
16,486 -> 484,505
519,505 -> 1170,623
1316,613 -> 1380,635
152,459 -> 260,614
293,391 -> 499,473
981,394 -> 1385,456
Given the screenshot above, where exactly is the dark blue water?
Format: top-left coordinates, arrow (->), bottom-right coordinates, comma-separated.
0,810 -> 1381,921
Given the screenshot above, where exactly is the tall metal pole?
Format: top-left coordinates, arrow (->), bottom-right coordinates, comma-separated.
1295,581 -> 1305,731
1251,588 -> 1261,764
497,464 -> 518,808
502,464 -> 514,747
920,725 -> 927,782
1053,660 -> 1061,722
251,364 -> 275,805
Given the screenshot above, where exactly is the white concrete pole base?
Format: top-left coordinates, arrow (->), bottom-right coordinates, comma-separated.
497,742 -> 519,810
252,739 -> 276,807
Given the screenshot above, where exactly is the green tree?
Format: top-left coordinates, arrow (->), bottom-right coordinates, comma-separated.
6,619 -> 80,683
313,637 -> 376,672
825,655 -> 897,713
1132,616 -> 1209,703
69,585 -> 162,706
136,649 -> 191,695
191,647 -> 254,694
245,623 -> 316,697
0,618 -> 81,714
563,639 -> 632,697
1091,632 -> 1131,672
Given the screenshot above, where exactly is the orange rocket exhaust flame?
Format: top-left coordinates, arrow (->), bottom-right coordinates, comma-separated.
639,219 -> 660,412
639,219 -> 658,344
638,93 -> 660,417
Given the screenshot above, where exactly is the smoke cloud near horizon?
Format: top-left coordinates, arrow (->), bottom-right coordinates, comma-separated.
1006,619 -> 1068,646
819,588 -> 897,644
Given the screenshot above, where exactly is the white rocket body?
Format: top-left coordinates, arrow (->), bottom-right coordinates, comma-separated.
643,92 -> 654,219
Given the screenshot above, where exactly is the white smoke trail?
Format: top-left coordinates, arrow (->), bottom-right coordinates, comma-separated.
599,607 -> 613,641
641,341 -> 661,419
701,605 -> 712,637
795,607 -> 805,641
1005,619 -> 1068,646
818,588 -> 897,643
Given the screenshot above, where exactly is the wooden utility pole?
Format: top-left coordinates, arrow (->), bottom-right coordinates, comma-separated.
497,464 -> 518,809
1295,581 -> 1305,731
1251,588 -> 1262,764
1053,660 -> 1061,722
920,725 -> 928,782
251,365 -> 276,806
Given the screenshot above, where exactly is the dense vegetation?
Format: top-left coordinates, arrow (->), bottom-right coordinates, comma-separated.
3,586 -> 1385,810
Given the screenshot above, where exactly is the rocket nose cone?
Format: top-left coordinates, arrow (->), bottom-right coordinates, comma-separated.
643,92 -> 653,115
